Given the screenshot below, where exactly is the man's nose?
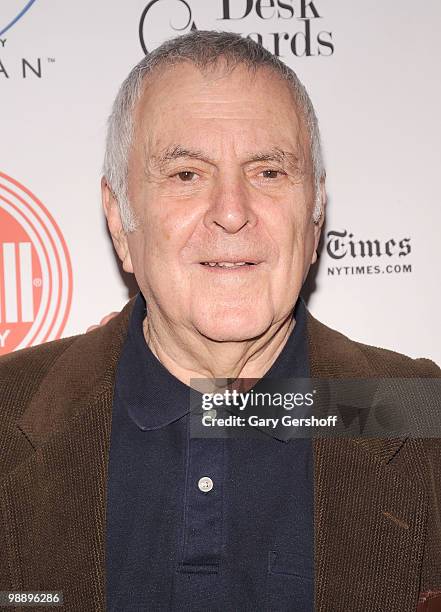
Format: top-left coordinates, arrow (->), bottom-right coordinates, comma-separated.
203,174 -> 257,234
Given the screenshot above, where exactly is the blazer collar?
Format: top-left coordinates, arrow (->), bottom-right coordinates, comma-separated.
17,297 -> 135,449
17,298 -> 406,464
306,310 -> 408,464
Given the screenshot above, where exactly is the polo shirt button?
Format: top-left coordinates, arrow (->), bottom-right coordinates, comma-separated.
205,409 -> 217,420
198,476 -> 214,493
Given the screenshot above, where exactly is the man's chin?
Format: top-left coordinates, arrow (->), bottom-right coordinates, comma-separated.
193,313 -> 271,343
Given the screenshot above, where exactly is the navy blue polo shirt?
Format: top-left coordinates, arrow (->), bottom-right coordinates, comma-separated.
106,292 -> 314,611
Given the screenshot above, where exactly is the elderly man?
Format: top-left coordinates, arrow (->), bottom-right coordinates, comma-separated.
1,31 -> 440,612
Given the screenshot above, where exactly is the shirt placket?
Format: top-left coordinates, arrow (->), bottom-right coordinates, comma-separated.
177,434 -> 224,574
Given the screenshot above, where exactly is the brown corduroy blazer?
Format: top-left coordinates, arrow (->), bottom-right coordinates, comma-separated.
1,298 -> 441,612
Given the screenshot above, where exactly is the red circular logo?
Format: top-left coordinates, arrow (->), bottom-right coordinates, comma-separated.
0,172 -> 73,355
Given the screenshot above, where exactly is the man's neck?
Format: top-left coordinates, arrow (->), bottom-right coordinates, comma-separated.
142,306 -> 296,388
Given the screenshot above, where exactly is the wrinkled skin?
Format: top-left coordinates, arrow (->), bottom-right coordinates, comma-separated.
102,61 -> 326,384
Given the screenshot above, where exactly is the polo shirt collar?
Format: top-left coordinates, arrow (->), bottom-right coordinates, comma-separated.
115,292 -> 309,435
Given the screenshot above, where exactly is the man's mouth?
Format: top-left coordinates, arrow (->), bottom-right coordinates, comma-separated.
200,261 -> 256,268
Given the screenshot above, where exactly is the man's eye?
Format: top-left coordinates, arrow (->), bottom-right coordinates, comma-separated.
261,169 -> 284,179
174,171 -> 197,182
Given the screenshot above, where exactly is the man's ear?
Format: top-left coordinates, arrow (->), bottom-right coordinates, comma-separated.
101,177 -> 134,274
311,176 -> 327,265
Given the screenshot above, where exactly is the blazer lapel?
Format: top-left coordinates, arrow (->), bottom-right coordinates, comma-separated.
1,391 -> 113,610
313,436 -> 427,612
307,311 -> 428,612
1,299 -> 135,611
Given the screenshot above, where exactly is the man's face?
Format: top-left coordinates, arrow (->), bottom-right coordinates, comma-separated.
105,62 -> 324,341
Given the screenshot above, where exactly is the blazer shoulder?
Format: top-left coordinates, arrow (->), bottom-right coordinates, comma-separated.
0,297 -> 135,425
0,335 -> 81,423
356,339 -> 440,378
0,336 -> 77,388
306,310 -> 440,378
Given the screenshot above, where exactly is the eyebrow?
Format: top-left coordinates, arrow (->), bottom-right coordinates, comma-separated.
150,145 -> 302,171
151,145 -> 215,168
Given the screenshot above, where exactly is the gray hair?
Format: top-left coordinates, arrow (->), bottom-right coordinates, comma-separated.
103,30 -> 325,232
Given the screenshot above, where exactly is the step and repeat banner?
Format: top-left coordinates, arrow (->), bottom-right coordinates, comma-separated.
1,0 -> 440,362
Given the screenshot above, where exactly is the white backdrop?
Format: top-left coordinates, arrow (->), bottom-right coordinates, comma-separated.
1,0 -> 440,362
